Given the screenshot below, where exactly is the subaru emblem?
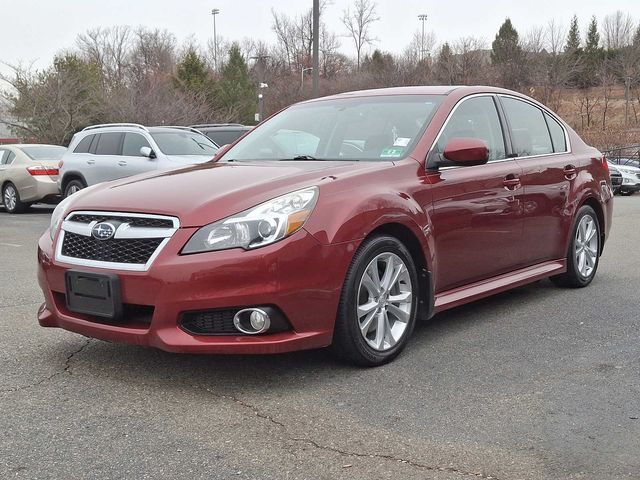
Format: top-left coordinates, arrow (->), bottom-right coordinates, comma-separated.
92,222 -> 116,240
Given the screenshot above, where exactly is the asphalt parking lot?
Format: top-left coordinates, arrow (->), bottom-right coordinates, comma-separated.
1,199 -> 639,480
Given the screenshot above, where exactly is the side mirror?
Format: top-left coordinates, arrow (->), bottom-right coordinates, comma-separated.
213,144 -> 231,161
442,138 -> 489,166
140,146 -> 156,159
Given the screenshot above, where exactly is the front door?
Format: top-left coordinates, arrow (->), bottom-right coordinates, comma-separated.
425,95 -> 525,292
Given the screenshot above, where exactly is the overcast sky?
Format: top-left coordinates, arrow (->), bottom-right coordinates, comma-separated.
1,0 -> 638,75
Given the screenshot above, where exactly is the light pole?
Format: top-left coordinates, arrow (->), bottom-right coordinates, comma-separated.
211,8 -> 220,70
312,0 -> 320,98
418,14 -> 428,62
300,67 -> 313,91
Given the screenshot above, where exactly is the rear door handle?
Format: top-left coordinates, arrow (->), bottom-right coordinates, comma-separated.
86,159 -> 95,165
118,160 -> 127,166
503,175 -> 521,190
563,164 -> 577,180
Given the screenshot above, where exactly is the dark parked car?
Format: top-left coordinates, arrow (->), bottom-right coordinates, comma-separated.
38,86 -> 613,366
608,164 -> 623,194
191,123 -> 252,146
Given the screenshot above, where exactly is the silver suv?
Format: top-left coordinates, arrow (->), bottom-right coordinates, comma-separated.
59,124 -> 218,197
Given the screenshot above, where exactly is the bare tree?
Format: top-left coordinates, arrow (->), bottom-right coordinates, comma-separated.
341,0 -> 379,70
602,11 -> 634,50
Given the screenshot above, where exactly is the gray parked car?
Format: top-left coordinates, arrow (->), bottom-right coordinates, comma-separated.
190,123 -> 253,146
59,124 -> 218,197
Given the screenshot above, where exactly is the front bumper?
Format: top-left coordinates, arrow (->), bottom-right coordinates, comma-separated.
37,227 -> 356,354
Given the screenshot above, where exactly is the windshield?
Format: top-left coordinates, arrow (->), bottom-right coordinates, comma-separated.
222,94 -> 444,162
21,146 -> 66,160
150,131 -> 218,156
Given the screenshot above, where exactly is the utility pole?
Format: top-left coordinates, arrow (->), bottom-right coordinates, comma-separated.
418,14 -> 428,62
211,8 -> 220,70
312,0 -> 320,98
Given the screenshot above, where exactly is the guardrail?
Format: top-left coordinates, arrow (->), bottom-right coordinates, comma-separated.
603,144 -> 640,164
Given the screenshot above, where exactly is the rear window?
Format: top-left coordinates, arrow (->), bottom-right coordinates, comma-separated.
21,146 -> 66,160
203,130 -> 247,146
150,131 -> 218,156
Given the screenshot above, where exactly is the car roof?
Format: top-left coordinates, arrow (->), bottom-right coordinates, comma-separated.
0,144 -> 65,148
299,85 -> 524,104
190,123 -> 248,129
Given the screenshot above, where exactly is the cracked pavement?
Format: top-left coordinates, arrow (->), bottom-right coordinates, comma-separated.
1,200 -> 639,479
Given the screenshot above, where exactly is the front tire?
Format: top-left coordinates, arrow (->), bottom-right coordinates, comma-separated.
2,182 -> 28,213
551,205 -> 600,288
332,235 -> 419,366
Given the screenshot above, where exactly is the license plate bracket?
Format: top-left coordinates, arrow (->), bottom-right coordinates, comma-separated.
65,270 -> 122,319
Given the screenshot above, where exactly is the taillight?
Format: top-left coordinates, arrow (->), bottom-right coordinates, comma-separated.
601,155 -> 609,175
26,166 -> 59,176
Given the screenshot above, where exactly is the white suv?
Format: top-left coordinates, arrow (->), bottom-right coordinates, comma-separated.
59,124 -> 218,197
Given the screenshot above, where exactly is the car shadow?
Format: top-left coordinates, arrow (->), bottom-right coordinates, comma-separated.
44,279 -> 557,396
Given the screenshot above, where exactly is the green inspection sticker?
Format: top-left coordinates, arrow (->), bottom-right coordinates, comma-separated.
380,147 -> 404,158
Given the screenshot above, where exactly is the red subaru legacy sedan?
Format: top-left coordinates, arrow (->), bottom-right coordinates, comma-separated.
37,86 -> 613,366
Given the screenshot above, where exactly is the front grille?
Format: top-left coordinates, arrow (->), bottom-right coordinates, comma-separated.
68,213 -> 174,229
61,232 -> 163,264
181,309 -> 239,335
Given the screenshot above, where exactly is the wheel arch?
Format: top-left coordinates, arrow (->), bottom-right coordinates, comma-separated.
364,222 -> 434,320
578,196 -> 606,254
61,172 -> 88,192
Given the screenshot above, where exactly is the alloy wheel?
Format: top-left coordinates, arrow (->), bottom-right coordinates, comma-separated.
575,215 -> 598,278
4,185 -> 17,211
356,252 -> 412,351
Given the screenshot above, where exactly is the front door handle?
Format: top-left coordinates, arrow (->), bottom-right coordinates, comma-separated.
503,174 -> 521,190
118,160 -> 127,166
563,164 -> 577,180
86,159 -> 95,165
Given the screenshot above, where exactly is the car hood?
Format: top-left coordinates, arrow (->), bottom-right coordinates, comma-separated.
66,160 -> 389,227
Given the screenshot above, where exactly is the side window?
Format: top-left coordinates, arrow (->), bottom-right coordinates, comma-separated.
122,133 -> 151,157
6,151 -> 16,164
544,113 -> 567,153
0,149 -> 7,164
501,97 -> 553,157
434,96 -> 506,162
95,132 -> 123,155
74,134 -> 94,153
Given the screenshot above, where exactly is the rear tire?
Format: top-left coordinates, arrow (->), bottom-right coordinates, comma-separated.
64,179 -> 86,198
332,235 -> 419,367
2,182 -> 28,213
551,205 -> 600,288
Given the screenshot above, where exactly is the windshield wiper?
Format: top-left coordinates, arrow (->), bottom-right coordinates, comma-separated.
278,155 -> 321,161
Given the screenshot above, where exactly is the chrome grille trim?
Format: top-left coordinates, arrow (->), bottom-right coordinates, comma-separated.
55,211 -> 180,272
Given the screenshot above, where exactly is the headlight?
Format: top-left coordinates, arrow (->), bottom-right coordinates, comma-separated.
181,187 -> 318,254
49,195 -> 75,240
623,178 -> 633,184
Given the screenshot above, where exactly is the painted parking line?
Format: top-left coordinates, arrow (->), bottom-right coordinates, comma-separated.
0,243 -> 23,247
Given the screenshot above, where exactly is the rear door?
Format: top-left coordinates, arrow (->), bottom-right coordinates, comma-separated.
427,95 -> 525,292
92,132 -> 125,183
499,95 -> 574,265
0,148 -> 8,185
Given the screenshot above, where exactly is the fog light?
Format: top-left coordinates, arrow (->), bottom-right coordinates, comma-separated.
250,310 -> 267,330
233,308 -> 271,334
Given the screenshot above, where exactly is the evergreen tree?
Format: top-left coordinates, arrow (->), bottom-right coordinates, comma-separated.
491,18 -> 524,88
564,15 -> 581,53
633,24 -> 640,47
585,16 -> 601,54
434,43 -> 456,85
173,48 -> 211,94
215,43 -> 256,124
580,16 -> 603,88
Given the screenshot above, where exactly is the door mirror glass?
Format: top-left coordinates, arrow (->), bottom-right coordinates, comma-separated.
140,146 -> 156,159
443,137 -> 489,166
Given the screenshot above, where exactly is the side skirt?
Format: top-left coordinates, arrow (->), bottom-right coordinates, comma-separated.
433,259 -> 567,315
